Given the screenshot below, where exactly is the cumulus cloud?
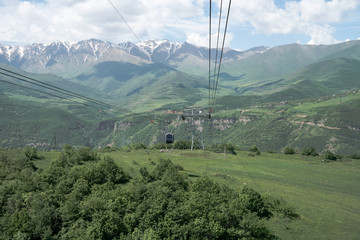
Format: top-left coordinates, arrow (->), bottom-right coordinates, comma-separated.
230,0 -> 360,45
0,0 -> 359,46
0,0 -> 208,44
186,32 -> 233,48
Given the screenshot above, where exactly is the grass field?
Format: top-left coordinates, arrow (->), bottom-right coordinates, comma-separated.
30,149 -> 360,240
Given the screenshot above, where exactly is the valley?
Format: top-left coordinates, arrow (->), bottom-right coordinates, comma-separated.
1,39 -> 360,154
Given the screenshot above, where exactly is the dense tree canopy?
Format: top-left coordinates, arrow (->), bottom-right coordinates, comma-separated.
0,147 -> 298,239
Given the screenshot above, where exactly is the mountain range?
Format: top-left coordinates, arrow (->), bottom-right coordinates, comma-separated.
0,39 -> 267,76
1,39 -> 360,153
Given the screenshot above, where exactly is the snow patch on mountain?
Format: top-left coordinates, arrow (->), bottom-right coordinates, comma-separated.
0,39 -> 267,72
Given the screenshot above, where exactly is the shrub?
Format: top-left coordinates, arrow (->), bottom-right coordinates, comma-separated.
240,186 -> 271,218
24,146 -> 39,160
323,150 -> 341,161
264,196 -> 300,220
210,143 -> 236,155
76,147 -> 98,162
129,142 -> 147,150
249,145 -> 258,152
102,146 -> 119,152
249,145 -> 260,155
349,153 -> 360,159
283,146 -> 296,155
173,140 -> 193,149
267,150 -> 276,154
301,147 -> 319,156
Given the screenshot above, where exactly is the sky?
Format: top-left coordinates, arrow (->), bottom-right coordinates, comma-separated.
0,0 -> 360,50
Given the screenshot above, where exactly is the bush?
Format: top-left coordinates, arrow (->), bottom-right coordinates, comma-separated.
240,186 -> 271,218
129,143 -> 147,150
264,196 -> 300,220
102,146 -> 119,152
349,153 -> 360,159
301,147 -> 319,156
249,145 -> 260,155
76,147 -> 98,162
210,143 -> 237,155
173,140 -> 193,150
323,150 -> 341,161
283,146 -> 296,155
24,146 -> 40,160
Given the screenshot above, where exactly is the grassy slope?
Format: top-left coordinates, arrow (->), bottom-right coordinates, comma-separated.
72,61 -> 209,110
1,85 -> 360,154
106,91 -> 360,154
215,91 -> 360,154
0,93 -> 114,148
231,57 -> 360,97
219,40 -> 360,94
0,63 -> 110,102
29,149 -> 360,240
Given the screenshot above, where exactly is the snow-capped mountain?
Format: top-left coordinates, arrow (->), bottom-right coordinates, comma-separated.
0,39 -> 123,71
0,39 -> 267,73
118,39 -> 268,63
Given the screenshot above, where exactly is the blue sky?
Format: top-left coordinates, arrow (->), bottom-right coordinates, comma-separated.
1,0 -> 360,50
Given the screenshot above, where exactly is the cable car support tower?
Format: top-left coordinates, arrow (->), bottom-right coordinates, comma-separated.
181,108 -> 211,151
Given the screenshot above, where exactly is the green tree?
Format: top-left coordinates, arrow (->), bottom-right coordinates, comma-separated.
301,147 -> 319,156
24,146 -> 39,161
249,145 -> 261,155
323,150 -> 341,161
283,146 -> 296,155
129,143 -> 147,150
349,153 -> 360,159
76,147 -> 98,162
173,140 -> 192,149
210,143 -> 237,155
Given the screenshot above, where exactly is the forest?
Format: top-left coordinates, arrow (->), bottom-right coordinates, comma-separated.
0,146 -> 299,240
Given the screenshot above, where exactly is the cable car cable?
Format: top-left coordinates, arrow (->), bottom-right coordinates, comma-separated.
0,70 -> 116,110
0,67 -> 134,114
212,0 -> 232,105
107,0 -> 142,43
0,79 -> 95,108
0,68 -> 116,108
208,0 -> 212,113
212,0 -> 223,104
1,76 -> 173,138
0,67 -> 175,123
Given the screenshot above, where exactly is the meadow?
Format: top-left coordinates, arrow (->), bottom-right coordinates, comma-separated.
30,148 -> 360,240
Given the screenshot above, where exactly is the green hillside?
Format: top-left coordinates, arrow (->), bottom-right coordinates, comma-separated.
321,44 -> 360,61
72,61 -> 209,111
234,57 -> 360,97
1,75 -> 360,154
215,91 -> 360,154
101,91 -> 360,154
218,40 -> 360,93
0,93 -> 113,148
2,41 -> 360,154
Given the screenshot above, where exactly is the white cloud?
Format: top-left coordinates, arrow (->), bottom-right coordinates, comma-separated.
230,0 -> 360,45
0,0 -> 359,47
0,0 -> 208,44
305,24 -> 337,45
186,32 -> 233,48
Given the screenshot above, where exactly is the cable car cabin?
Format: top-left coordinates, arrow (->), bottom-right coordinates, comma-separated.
165,133 -> 174,144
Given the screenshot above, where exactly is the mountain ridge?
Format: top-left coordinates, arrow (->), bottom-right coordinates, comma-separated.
0,39 -> 268,76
